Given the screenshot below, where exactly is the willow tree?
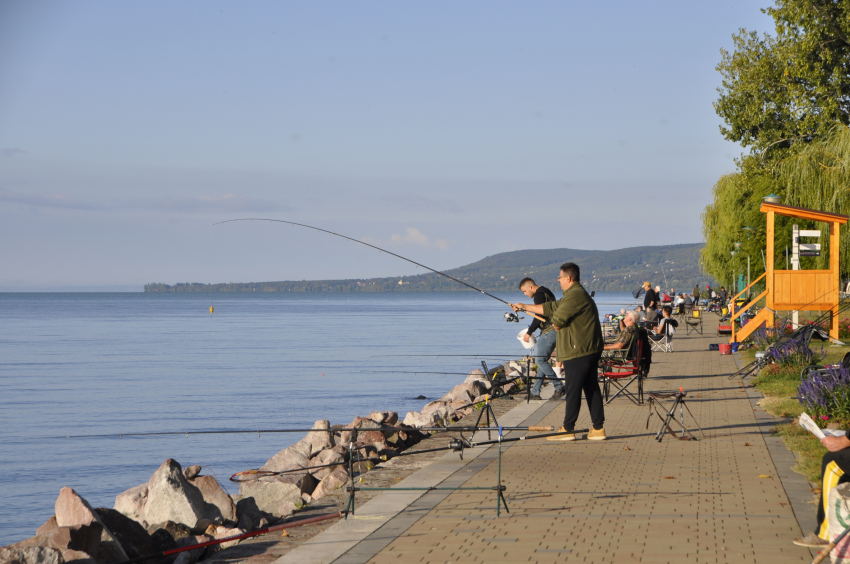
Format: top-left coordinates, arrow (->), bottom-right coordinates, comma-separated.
701,172 -> 778,290
778,124 -> 850,274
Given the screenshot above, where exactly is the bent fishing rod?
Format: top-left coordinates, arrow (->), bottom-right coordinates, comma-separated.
213,218 -> 545,322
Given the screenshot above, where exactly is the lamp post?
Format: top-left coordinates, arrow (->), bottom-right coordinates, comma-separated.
742,226 -> 754,292
730,250 -> 738,294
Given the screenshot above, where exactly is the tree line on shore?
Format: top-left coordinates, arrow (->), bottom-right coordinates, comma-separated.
145,244 -> 714,293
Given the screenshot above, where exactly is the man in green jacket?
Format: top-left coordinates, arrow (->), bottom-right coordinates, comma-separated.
510,262 -> 606,441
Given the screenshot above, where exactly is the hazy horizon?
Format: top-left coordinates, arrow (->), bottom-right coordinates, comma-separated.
1,2 -> 770,288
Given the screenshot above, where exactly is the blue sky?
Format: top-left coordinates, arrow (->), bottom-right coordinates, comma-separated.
0,1 -> 773,289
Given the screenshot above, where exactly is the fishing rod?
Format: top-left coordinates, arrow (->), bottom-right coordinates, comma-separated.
213,218 -> 546,322
229,423 -> 561,482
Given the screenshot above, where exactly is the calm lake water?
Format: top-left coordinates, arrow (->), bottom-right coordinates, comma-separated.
0,290 -> 636,545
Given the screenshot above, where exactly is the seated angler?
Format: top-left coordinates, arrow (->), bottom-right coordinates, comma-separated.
603,310 -> 638,357
649,305 -> 678,341
794,433 -> 850,549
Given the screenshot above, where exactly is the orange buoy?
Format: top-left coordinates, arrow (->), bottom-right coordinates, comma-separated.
210,306 -> 214,315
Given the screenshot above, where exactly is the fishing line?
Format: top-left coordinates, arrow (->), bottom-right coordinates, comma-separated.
213,218 -> 545,321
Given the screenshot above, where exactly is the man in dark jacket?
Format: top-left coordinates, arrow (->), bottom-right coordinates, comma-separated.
510,262 -> 606,441
518,278 -> 564,401
643,282 -> 658,311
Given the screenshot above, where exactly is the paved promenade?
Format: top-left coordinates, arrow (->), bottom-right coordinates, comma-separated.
273,315 -> 820,564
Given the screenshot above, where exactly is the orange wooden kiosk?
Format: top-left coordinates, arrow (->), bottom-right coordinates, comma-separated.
730,202 -> 848,343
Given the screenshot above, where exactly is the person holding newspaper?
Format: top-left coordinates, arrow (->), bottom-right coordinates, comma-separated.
794,413 -> 850,548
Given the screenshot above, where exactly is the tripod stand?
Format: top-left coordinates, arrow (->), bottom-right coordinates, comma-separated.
646,389 -> 704,441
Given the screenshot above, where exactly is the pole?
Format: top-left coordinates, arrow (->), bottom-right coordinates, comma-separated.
792,224 -> 800,330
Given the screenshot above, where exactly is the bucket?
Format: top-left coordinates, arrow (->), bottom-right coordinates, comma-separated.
731,341 -> 740,353
718,343 -> 732,355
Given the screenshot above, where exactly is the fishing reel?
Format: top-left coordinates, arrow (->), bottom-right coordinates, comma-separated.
449,437 -> 472,459
504,312 -> 523,323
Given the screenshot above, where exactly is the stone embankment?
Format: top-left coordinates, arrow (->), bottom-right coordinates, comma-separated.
1,361 -> 528,564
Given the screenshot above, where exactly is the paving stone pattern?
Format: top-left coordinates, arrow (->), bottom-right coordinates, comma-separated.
356,318 -> 815,564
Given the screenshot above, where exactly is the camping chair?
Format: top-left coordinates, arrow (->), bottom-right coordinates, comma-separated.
599,336 -> 644,405
685,309 -> 703,335
649,318 -> 677,353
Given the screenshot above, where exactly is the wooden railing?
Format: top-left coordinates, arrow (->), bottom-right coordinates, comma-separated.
730,272 -> 767,344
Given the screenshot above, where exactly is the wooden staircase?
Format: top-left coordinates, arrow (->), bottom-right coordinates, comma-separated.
730,307 -> 772,343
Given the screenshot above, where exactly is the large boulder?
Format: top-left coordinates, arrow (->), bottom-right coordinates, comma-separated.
441,381 -> 488,404
189,476 -> 236,522
303,420 -> 334,456
335,417 -> 382,445
309,449 -> 347,480
234,498 -> 273,532
182,466 -> 202,481
36,516 -> 58,536
54,488 -> 128,564
367,411 -> 398,426
147,521 -> 191,556
0,547 -> 64,564
144,459 -> 218,530
464,369 -> 490,385
114,484 -> 148,526
237,477 -> 302,515
93,508 -> 153,562
402,411 -> 432,428
60,550 -> 96,563
201,526 -> 244,560
10,524 -> 102,557
310,467 -> 350,500
260,440 -> 311,474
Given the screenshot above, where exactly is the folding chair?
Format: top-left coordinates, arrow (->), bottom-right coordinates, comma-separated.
685,309 -> 703,335
599,337 -> 644,405
649,319 -> 677,353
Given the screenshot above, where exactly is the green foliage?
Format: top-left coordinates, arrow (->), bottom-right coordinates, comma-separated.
715,0 -> 850,157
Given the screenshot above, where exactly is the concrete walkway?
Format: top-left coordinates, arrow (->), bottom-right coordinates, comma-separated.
275,316 -> 819,564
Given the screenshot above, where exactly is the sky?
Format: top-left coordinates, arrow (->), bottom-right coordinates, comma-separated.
0,1 -> 776,290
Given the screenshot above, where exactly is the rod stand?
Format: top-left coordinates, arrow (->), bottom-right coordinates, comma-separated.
646,390 -> 704,442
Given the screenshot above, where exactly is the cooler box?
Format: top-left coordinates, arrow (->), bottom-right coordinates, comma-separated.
718,324 -> 732,335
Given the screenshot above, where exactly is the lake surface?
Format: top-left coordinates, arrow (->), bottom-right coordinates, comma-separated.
0,290 -> 636,545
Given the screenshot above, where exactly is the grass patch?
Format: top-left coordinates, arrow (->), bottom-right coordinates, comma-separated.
775,423 -> 826,484
752,364 -> 804,399
748,344 -> 850,484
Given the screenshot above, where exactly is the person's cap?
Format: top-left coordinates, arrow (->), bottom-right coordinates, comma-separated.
643,281 -> 650,287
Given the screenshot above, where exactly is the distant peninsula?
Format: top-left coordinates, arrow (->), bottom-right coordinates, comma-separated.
145,243 -> 713,294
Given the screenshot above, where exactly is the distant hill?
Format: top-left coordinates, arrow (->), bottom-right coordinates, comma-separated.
145,243 -> 714,294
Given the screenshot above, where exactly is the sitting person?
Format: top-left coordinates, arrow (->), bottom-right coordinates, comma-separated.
682,293 -> 693,308
793,433 -> 850,548
635,305 -> 646,321
673,294 -> 685,307
603,310 -> 638,357
649,306 -> 678,340
645,307 -> 659,323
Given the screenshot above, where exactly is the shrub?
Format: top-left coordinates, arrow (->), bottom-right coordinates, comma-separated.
798,365 -> 850,421
768,334 -> 826,367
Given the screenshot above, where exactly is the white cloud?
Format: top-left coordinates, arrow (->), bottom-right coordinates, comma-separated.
389,227 -> 449,250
